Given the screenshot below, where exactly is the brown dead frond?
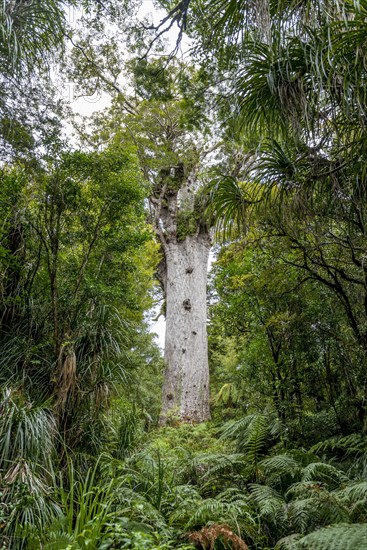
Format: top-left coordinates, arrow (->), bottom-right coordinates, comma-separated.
94,381 -> 110,413
188,524 -> 249,550
55,337 -> 77,410
3,461 -> 47,494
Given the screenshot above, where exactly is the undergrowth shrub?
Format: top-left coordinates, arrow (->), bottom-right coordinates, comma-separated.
4,405 -> 367,550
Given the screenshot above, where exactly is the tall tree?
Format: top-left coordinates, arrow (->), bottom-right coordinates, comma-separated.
121,61 -> 213,424
77,57 -> 217,423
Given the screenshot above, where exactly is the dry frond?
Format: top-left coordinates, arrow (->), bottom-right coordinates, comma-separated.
94,381 -> 110,412
3,460 -> 48,495
188,523 -> 249,550
55,338 -> 77,410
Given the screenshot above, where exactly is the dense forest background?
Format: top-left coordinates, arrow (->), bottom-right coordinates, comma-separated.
2,0 -> 367,548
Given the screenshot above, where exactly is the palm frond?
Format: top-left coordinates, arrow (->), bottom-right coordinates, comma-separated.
0,387 -> 56,471
0,0 -> 66,74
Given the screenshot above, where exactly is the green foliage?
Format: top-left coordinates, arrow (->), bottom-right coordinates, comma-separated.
5,1 -> 367,549
295,523 -> 367,550
221,413 -> 283,469
0,0 -> 66,74
128,58 -> 175,101
177,210 -> 199,241
0,389 -> 61,548
0,388 -> 56,471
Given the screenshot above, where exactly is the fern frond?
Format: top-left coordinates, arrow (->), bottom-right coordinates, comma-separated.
220,414 -> 273,470
220,414 -> 261,440
113,486 -> 168,530
172,484 -> 202,503
196,453 -> 246,478
274,533 -> 303,549
185,493 -> 250,529
337,481 -> 367,503
302,462 -> 349,489
295,523 -> 367,549
311,434 -> 367,457
287,497 -> 320,533
245,416 -> 270,467
250,484 -> 285,517
216,487 -> 250,504
43,531 -> 78,550
260,454 -> 301,485
286,481 -> 330,499
187,498 -> 228,527
287,493 -> 349,533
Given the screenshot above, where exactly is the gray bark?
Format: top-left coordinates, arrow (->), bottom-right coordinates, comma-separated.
149,158 -> 211,424
159,233 -> 211,424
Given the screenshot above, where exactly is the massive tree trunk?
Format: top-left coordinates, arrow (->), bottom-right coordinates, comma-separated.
122,87 -> 214,424
160,233 -> 211,424
151,161 -> 212,425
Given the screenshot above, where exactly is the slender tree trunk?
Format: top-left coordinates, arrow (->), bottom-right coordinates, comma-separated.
159,233 -> 211,424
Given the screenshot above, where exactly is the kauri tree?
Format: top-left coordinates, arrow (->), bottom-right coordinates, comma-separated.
86,60 -> 216,424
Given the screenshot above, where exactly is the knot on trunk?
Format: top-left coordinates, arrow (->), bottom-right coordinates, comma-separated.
183,299 -> 191,311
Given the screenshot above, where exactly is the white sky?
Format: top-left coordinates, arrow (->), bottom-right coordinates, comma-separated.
65,0 -> 191,118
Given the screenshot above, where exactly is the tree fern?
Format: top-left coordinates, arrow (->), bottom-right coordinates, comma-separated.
187,498 -> 233,528
195,452 -> 247,488
338,481 -> 367,503
250,483 -> 285,519
260,454 -> 301,488
286,481 -> 331,500
336,481 -> 367,521
172,484 -> 203,503
168,493 -> 203,527
287,494 -> 349,534
220,413 -> 279,471
220,414 -> 261,441
311,434 -> 367,457
176,488 -> 251,531
288,497 -> 323,533
312,434 -> 367,478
